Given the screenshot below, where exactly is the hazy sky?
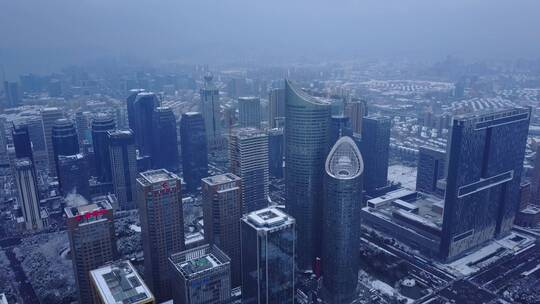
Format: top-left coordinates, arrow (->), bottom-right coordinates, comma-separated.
1,0 -> 540,77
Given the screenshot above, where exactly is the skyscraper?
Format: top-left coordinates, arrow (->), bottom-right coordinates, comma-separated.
41,107 -> 64,176
169,244 -> 231,304
151,107 -> 179,171
108,130 -> 137,210
65,201 -> 117,304
241,207 -> 295,304
137,169 -> 184,301
52,118 -> 79,180
238,96 -> 261,128
0,118 -> 7,159
180,112 -> 208,192
91,114 -> 115,182
14,158 -> 44,230
126,89 -> 145,132
268,87 -> 285,129
360,115 -> 391,194
202,173 -> 242,287
229,127 -> 269,213
58,154 -> 90,198
284,79 -> 331,270
322,137 -> 364,304
133,92 -> 159,157
267,128 -> 284,179
441,108 -> 530,261
329,115 -> 353,147
90,260 -> 155,304
416,146 -> 446,195
344,100 -> 367,134
75,111 -> 90,146
3,81 -> 21,107
531,145 -> 540,205
12,123 -> 33,160
200,73 -> 221,148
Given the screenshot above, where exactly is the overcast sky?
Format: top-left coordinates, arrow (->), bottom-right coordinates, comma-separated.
1,0 -> 540,77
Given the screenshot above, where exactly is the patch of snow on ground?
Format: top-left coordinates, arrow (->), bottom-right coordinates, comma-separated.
129,224 -> 141,232
388,164 -> 417,190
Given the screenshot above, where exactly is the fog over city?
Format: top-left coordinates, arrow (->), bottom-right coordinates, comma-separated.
2,0 -> 540,76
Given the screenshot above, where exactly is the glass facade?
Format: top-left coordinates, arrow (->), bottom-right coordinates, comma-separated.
284,79 -> 331,270
359,115 -> 391,194
180,112 -> 209,192
416,146 -> 446,195
91,114 -> 115,183
441,108 -> 530,261
152,107 -> 179,172
133,92 -> 159,157
241,208 -> 295,304
322,137 -> 363,304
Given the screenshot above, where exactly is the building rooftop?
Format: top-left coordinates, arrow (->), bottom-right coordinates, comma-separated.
245,207 -> 294,230
202,173 -> 241,186
326,136 -> 363,180
230,127 -> 267,139
170,244 -> 230,279
137,169 -> 178,185
90,260 -> 154,304
64,201 -> 112,219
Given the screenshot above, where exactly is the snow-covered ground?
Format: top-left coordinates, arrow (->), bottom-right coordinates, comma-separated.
441,231 -> 536,276
388,164 -> 417,190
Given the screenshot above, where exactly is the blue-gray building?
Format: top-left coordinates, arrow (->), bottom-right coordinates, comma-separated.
91,114 -> 115,183
58,153 -> 89,199
12,123 -> 33,160
241,207 -> 295,304
322,136 -> 363,304
329,115 -> 353,147
126,89 -> 145,133
180,112 -> 208,192
52,118 -> 79,184
133,92 -> 159,158
360,115 -> 391,195
441,107 -> 530,261
285,79 -> 331,270
416,146 -> 446,195
268,128 -> 284,179
108,130 -> 137,210
152,107 -> 179,172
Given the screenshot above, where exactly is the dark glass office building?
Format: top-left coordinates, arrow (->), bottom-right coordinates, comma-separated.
58,153 -> 90,198
133,92 -> 159,157
126,88 -> 145,132
91,114 -> 115,182
284,79 -> 331,270
152,107 -> 179,171
12,123 -> 33,159
416,146 -> 446,195
360,115 -> 391,194
329,115 -> 353,147
440,108 -> 530,261
52,118 -> 79,180
322,137 -> 363,304
180,112 -> 208,192
267,128 -> 284,179
108,130 -> 137,210
241,207 -> 295,304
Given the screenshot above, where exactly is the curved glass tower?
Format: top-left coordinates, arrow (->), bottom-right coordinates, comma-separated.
91,114 -> 115,182
284,79 -> 331,270
322,136 -> 364,304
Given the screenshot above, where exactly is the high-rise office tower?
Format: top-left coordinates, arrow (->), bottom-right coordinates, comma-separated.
329,115 -> 353,147
360,115 -> 391,194
26,118 -> 47,167
75,111 -> 90,145
267,128 -> 284,179
126,89 -> 145,132
416,146 -> 446,194
41,107 -> 64,176
0,118 -> 6,158
284,79 -> 331,270
65,201 -> 117,304
91,114 -> 115,182
268,88 -> 285,129
14,158 -> 44,230
12,123 -> 33,160
52,118 -> 79,178
322,137 -> 363,304
151,107 -> 179,171
137,169 -> 184,301
241,207 -> 295,304
180,112 -> 208,192
169,244 -> 231,304
441,108 -> 530,261
108,130 -> 137,210
238,96 -> 261,128
133,92 -> 159,157
3,81 -> 21,107
202,173 -> 242,287
229,128 -> 269,213
200,73 -> 221,148
58,154 -> 90,198
90,260 -> 155,304
531,145 -> 540,205
345,100 -> 367,134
